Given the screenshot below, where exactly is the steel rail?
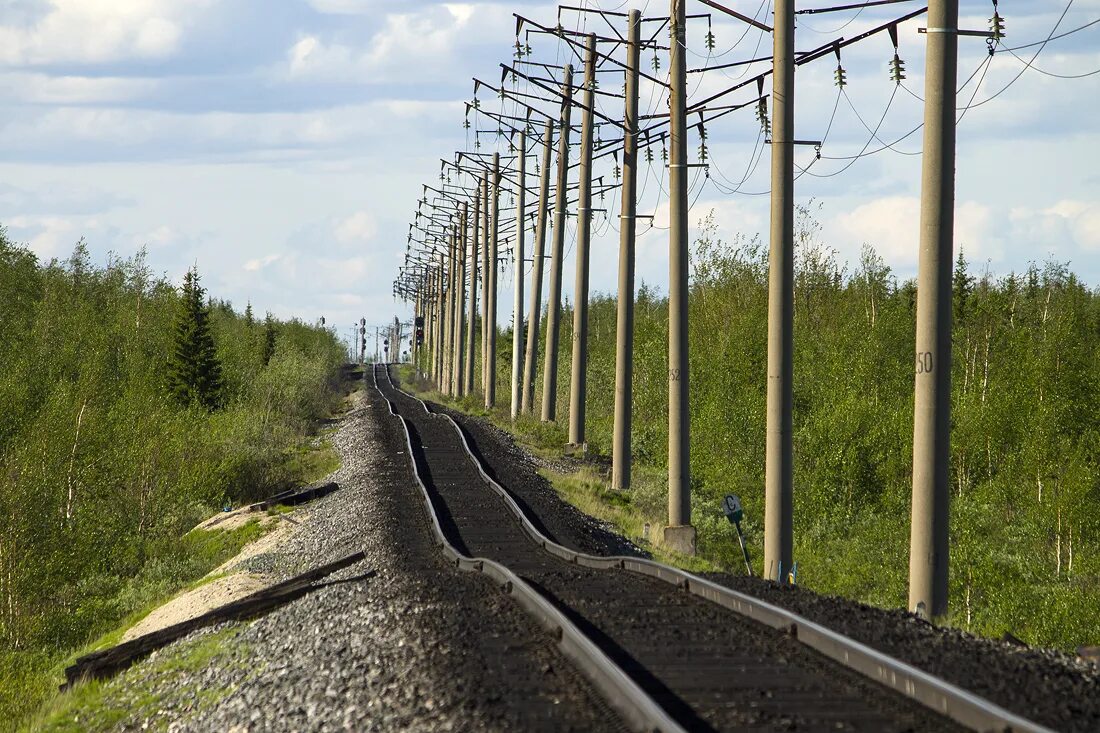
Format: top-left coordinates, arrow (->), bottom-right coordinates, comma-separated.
369,364 -> 685,733
380,366 -> 1056,733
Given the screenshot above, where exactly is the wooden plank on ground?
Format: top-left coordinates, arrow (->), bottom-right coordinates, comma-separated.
247,481 -> 340,512
62,551 -> 368,690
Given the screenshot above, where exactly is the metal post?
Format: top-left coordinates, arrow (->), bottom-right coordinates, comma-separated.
569,34 -> 597,447
466,178 -> 481,395
486,153 -> 501,408
909,0 -> 957,621
454,215 -> 467,396
665,0 -> 694,555
511,131 -> 527,420
541,65 -> 573,422
765,0 -> 795,582
522,119 -> 554,414
481,176 -> 490,395
613,10 -> 641,491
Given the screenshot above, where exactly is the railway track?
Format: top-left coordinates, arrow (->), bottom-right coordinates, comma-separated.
372,363 -> 1051,733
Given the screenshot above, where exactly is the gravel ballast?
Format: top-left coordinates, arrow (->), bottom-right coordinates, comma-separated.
80,375 -> 626,732
425,389 -> 1100,733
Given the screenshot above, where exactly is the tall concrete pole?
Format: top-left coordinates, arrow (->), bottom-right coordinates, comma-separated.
511,131 -> 527,420
426,275 -> 436,376
765,0 -> 795,582
411,295 -> 419,372
541,65 -> 573,422
612,10 -> 641,492
435,258 -> 445,386
665,0 -> 694,555
466,179 -> 481,394
454,215 -> 467,397
443,230 -> 456,395
568,35 -> 597,447
910,0 -> 958,621
480,176 -> 490,396
522,119 -> 554,414
486,153 -> 501,408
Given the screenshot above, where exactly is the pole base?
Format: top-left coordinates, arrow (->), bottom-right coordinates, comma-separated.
663,525 -> 697,556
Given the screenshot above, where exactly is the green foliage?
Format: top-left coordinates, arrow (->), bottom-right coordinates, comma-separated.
0,227 -> 345,725
262,313 -> 277,367
26,624 -> 247,732
167,268 -> 224,410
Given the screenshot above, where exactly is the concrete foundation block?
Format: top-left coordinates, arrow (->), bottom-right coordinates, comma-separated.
663,525 -> 697,556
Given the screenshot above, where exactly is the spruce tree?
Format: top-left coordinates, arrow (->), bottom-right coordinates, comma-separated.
168,268 -> 224,410
262,312 -> 277,366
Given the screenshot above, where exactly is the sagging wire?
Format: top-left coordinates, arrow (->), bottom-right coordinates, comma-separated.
959,0 -> 1075,111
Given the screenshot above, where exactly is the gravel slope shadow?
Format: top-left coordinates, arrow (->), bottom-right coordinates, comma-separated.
82,378 -> 629,732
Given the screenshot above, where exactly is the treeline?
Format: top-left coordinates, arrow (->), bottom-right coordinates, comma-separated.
0,230 -> 344,675
493,206 -> 1100,649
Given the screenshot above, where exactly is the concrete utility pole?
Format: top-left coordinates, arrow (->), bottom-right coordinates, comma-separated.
486,152 -> 501,408
435,258 -> 445,384
522,119 -> 554,414
480,176 -> 490,396
613,9 -> 641,491
443,229 -> 456,394
665,0 -> 694,555
411,304 -> 417,370
765,0 -> 795,582
910,0 -> 958,621
569,34 -> 597,447
454,215 -> 467,396
466,178 -> 481,395
511,131 -> 527,420
541,64 -> 573,422
425,280 -> 434,373
394,315 -> 403,364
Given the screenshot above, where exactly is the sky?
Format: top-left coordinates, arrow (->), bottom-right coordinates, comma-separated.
0,0 -> 1097,355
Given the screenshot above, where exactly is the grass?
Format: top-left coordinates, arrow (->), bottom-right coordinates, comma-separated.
283,427 -> 341,487
541,464 -> 721,574
4,377 -> 346,730
5,518 -> 270,731
24,624 -> 248,733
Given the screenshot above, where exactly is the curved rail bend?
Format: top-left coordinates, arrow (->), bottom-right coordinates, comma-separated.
370,365 -> 684,733
378,364 -> 1053,733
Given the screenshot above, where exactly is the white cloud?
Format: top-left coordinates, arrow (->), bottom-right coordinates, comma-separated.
244,253 -> 282,272
1009,200 -> 1100,256
0,1 -> 214,66
334,210 -> 376,244
0,72 -> 157,104
4,213 -> 117,260
282,4 -> 507,84
305,0 -> 378,13
1,103 -> 389,155
831,196 -> 995,268
134,224 -> 178,249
